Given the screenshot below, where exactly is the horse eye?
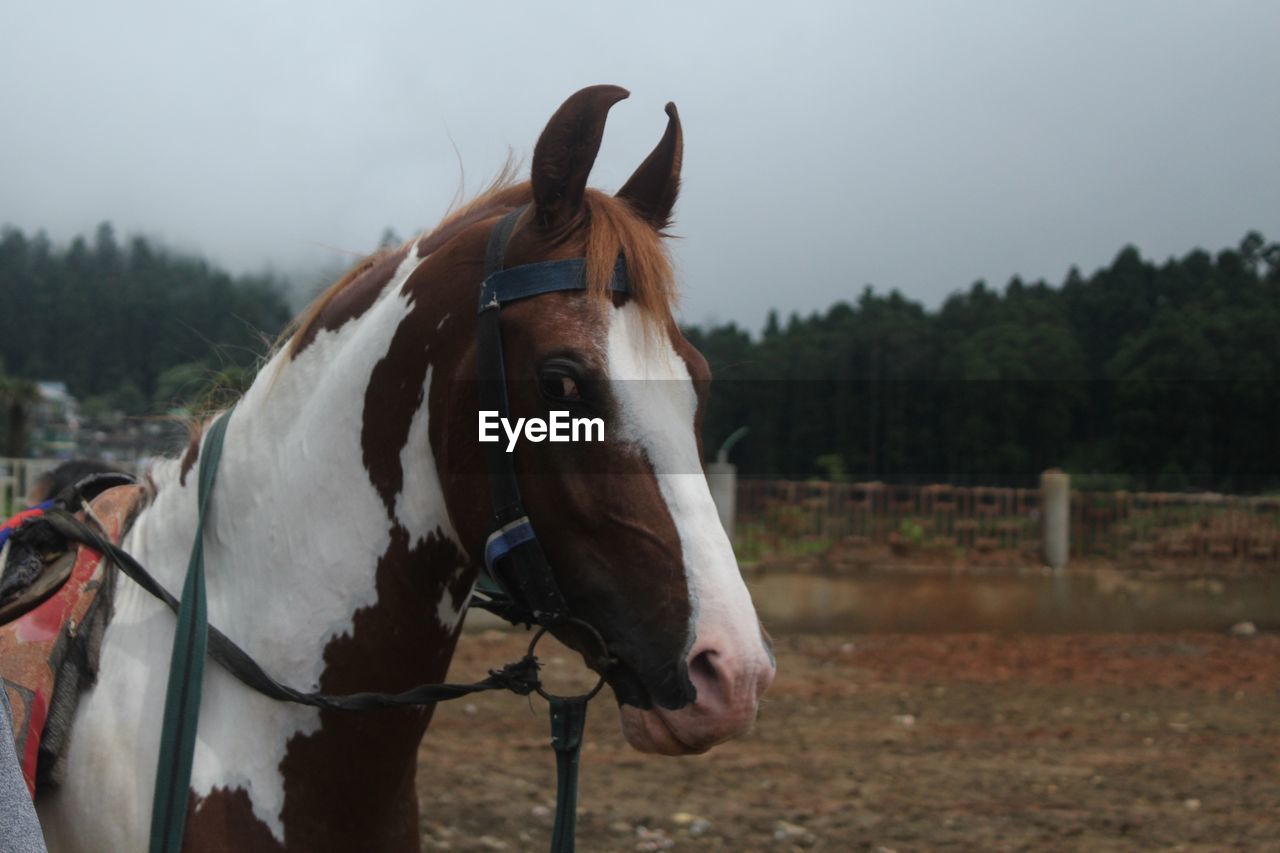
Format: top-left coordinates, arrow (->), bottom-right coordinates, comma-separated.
539,370 -> 581,402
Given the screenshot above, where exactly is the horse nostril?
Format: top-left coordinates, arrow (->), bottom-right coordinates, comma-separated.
689,648 -> 717,685
687,647 -> 730,708
684,639 -> 775,713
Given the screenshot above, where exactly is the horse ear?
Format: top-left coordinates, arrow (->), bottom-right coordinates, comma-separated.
617,102 -> 683,229
531,85 -> 630,230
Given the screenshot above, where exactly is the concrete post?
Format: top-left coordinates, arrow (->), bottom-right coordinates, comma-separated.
705,461 -> 737,540
1041,468 -> 1070,571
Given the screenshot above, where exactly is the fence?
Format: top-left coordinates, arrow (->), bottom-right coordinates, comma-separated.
5,459 -> 1277,570
1071,490 -> 1280,563
733,478 -> 1280,570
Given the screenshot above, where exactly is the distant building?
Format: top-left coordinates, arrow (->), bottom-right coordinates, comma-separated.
31,381 -> 79,458
15,380 -> 186,463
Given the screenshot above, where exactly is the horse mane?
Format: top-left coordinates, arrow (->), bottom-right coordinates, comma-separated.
283,171 -> 677,359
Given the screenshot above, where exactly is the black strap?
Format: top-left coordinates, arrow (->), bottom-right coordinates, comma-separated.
478,205 -> 527,522
484,205 -> 523,283
480,258 -> 627,308
474,206 -> 569,626
548,697 -> 589,853
476,293 -> 522,520
472,206 -> 631,628
52,472 -> 138,507
41,510 -> 542,709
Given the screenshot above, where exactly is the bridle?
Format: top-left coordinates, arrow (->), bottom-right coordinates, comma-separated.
470,204 -> 626,629
32,206 -> 628,853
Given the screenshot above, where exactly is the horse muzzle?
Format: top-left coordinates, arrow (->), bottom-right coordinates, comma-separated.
617,634 -> 776,755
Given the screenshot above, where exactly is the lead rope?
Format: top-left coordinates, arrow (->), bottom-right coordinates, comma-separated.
148,405 -> 234,853
549,697 -> 589,853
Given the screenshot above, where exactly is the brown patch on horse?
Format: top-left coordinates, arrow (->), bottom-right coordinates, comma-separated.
276,526 -> 469,849
179,424 -> 202,487
287,243 -> 411,359
183,787 -> 282,852
358,241 -> 479,514
184,526 -> 473,851
282,170 -> 524,368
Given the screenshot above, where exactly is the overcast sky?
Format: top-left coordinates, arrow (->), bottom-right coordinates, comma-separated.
3,1 -> 1278,331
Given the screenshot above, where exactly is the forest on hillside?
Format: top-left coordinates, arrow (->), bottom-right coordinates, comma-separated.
0,224 -> 292,417
1,223 -> 1278,492
687,232 -> 1280,491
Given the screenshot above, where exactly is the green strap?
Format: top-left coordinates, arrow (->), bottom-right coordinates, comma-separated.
547,697 -> 589,853
148,407 -> 234,853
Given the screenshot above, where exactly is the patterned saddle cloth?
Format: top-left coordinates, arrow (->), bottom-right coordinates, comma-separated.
0,484 -> 144,796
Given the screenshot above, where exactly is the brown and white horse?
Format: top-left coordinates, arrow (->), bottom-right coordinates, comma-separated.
36,85 -> 775,851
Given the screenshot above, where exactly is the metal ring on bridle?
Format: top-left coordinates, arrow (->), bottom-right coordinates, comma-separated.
526,617 -> 611,702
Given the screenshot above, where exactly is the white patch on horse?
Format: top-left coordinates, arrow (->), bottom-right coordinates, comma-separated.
395,364 -> 445,544
39,253 -> 439,848
392,365 -> 470,631
436,562 -> 472,633
393,243 -> 422,282
604,303 -> 764,658
435,312 -> 451,331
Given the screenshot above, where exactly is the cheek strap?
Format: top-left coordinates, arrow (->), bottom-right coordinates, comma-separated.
470,205 -> 629,628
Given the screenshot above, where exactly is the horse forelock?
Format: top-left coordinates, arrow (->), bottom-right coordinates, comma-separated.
580,189 -> 678,332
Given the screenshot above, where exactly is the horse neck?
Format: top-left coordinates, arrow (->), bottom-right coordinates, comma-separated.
122,248 -> 479,813
56,247 -> 495,848
142,272 -> 468,665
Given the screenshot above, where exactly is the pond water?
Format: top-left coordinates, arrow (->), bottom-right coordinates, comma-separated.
747,570 -> 1280,634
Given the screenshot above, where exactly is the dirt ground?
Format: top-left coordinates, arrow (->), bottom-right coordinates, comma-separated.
418,630 -> 1280,852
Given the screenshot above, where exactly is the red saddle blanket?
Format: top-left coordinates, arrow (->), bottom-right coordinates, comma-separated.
1,485 -> 143,796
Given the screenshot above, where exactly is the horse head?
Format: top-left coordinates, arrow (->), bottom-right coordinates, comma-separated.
432,86 -> 776,755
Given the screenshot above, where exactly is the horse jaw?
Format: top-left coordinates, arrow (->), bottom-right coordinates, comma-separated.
619,706 -> 709,755
616,704 -> 757,756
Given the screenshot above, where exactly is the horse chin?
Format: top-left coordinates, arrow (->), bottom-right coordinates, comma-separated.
618,706 -> 709,756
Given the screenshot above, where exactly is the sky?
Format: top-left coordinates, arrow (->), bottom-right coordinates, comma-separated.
2,1 -> 1278,331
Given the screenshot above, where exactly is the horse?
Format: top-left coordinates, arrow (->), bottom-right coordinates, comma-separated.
34,84 -> 776,851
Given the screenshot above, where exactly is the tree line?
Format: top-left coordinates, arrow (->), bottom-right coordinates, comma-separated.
686,232 -> 1280,492
2,222 -> 1278,492
0,223 -> 292,421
